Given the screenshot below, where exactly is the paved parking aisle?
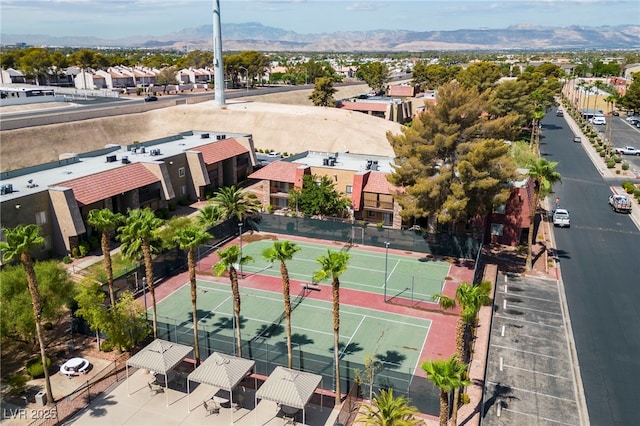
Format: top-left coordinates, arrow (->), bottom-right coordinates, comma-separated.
482,273 -> 583,426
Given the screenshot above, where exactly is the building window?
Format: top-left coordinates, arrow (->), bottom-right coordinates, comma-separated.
181,185 -> 187,196
490,223 -> 504,236
346,185 -> 353,194
367,210 -> 377,218
493,204 -> 506,214
178,167 -> 185,177
35,211 -> 47,225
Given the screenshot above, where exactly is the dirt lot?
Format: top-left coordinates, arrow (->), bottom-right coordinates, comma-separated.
0,84 -> 408,171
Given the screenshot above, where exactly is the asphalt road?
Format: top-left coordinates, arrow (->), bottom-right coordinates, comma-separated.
540,112 -> 640,425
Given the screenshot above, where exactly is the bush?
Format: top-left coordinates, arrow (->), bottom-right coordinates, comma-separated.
79,242 -> 89,257
62,255 -> 72,264
622,163 -> 630,171
599,151 -> 606,157
6,372 -> 28,396
634,189 -> 640,198
606,159 -> 616,168
100,339 -> 115,352
266,205 -> 274,213
89,236 -> 100,251
622,181 -> 635,192
26,357 -> 52,379
614,156 -> 622,163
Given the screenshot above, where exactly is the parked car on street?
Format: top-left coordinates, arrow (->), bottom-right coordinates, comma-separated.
144,96 -> 158,102
589,116 -> 606,125
552,209 -> 570,228
573,136 -> 582,143
613,146 -> 640,156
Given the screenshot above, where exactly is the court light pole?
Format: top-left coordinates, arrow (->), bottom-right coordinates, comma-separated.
141,277 -> 148,320
384,242 -> 390,302
238,222 -> 243,278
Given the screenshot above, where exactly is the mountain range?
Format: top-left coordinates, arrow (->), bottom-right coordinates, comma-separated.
3,23 -> 639,51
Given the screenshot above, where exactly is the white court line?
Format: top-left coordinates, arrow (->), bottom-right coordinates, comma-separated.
502,363 -> 570,380
492,344 -> 558,359
380,259 -> 401,288
339,315 -> 366,358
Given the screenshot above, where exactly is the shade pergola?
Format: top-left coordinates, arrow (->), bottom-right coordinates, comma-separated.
255,366 -> 322,424
126,339 -> 193,406
186,352 -> 255,416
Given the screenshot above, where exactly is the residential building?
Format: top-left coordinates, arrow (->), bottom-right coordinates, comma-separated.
0,131 -> 256,259
336,96 -> 413,124
486,170 -> 535,246
248,151 -> 402,228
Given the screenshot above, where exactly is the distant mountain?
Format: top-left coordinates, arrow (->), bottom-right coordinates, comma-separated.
2,23 -> 639,51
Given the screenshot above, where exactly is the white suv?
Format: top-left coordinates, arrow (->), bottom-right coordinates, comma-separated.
553,209 -> 570,228
589,116 -> 606,125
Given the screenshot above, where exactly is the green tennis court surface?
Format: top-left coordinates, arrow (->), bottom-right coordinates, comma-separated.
240,239 -> 450,302
155,280 -> 431,390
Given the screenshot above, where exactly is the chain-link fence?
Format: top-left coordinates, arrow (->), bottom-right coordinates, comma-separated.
250,214 -> 481,259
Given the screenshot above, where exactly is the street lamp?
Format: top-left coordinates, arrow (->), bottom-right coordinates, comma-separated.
239,66 -> 249,92
238,222 -> 243,278
383,242 -> 390,302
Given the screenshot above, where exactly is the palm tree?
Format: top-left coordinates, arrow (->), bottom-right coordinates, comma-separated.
434,281 -> 491,424
196,204 -> 224,229
118,208 -> 164,338
262,240 -> 301,368
356,388 -> 423,425
0,225 -> 54,403
421,356 -> 471,426
213,245 -> 253,358
212,185 -> 261,221
313,250 -> 351,406
174,224 -> 212,366
525,159 -> 562,270
87,208 -> 124,308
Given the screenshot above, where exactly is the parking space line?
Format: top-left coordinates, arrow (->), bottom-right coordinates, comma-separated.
492,344 -> 558,359
496,291 -> 560,304
509,304 -> 563,316
502,407 -> 579,425
487,381 -> 577,403
494,314 -> 563,328
503,363 -> 570,380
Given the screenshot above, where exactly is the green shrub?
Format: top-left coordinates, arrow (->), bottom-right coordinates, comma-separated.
606,159 -> 615,168
622,163 -> 630,171
89,236 -> 100,251
599,151 -> 606,157
266,205 -> 274,213
100,339 -> 115,352
614,156 -> 622,163
6,372 -> 28,396
622,181 -> 635,192
26,357 -> 52,379
634,189 -> 640,197
616,170 -> 621,174
79,242 -> 89,257
62,255 -> 72,264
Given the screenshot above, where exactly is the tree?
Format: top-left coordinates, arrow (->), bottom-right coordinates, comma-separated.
388,81 -> 518,225
421,356 -> 471,426
313,250 -> 351,405
87,208 -> 124,308
309,77 -> 337,107
296,174 -> 351,218
212,185 -> 261,222
18,47 -> 52,85
262,241 -> 301,368
196,204 -> 224,229
0,261 -> 74,343
174,224 -> 212,366
118,208 -> 164,338
155,66 -> 178,93
212,245 -> 253,358
620,74 -> 640,112
0,225 -> 54,403
356,62 -> 390,94
434,281 -> 492,425
75,280 -> 148,352
525,159 -> 562,270
412,62 -> 455,90
356,389 -> 423,425
456,61 -> 502,93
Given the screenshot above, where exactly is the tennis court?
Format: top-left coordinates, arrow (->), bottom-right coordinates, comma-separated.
239,239 -> 451,303
154,279 -> 431,398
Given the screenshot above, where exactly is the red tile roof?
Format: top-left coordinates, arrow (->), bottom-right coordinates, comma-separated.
193,138 -> 249,165
363,172 -> 399,194
248,162 -> 300,183
338,102 -> 389,112
56,163 -> 160,206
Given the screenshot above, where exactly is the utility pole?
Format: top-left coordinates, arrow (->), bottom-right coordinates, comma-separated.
212,0 -> 225,105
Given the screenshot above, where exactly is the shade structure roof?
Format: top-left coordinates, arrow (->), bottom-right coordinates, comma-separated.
187,352 -> 255,391
126,339 -> 192,374
255,366 -> 322,409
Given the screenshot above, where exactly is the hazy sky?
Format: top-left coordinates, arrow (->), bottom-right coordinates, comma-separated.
1,0 -> 638,38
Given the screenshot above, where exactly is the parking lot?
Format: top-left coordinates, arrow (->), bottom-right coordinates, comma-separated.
482,273 -> 584,426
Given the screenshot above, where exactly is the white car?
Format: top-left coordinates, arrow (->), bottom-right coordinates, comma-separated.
589,116 -> 606,125
552,209 -> 570,228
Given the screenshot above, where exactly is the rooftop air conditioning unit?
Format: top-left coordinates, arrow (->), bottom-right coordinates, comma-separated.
329,158 -> 336,166
322,158 -> 329,166
106,155 -> 117,163
122,156 -> 130,164
1,184 -> 14,195
201,133 -> 210,139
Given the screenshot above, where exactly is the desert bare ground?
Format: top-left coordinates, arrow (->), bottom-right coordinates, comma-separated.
1,84 -> 409,171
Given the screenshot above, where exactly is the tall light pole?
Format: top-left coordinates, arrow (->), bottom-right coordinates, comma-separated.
239,66 -> 249,92
212,0 -> 225,105
238,222 -> 243,278
384,242 -> 390,302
